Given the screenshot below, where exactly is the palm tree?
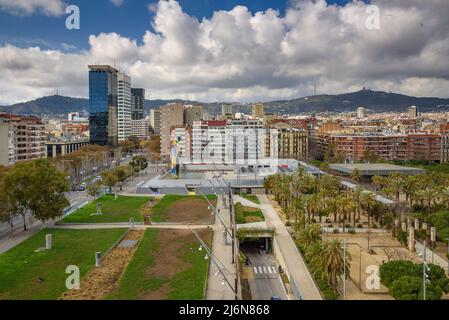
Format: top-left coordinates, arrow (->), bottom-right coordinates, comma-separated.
372,175 -> 389,192
350,168 -> 361,182
360,191 -> 376,228
416,184 -> 437,215
387,173 -> 403,202
296,224 -> 322,248
311,239 -> 351,292
401,175 -> 419,206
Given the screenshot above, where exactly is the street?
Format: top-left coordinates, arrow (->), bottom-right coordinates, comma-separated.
241,242 -> 288,300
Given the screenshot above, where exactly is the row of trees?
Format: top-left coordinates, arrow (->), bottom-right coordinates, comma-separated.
87,155 -> 149,198
0,159 -> 70,232
264,169 -> 391,231
372,172 -> 449,241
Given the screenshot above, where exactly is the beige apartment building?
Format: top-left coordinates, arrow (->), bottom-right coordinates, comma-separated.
160,103 -> 184,161
266,123 -> 309,160
0,114 -> 47,164
252,103 -> 264,119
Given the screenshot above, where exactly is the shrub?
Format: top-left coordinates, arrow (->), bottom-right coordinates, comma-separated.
348,229 -> 356,234
345,224 -> 351,229
372,223 -> 378,229
357,223 -> 363,229
333,228 -> 339,234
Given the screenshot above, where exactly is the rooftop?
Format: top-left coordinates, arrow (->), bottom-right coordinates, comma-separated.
329,163 -> 426,176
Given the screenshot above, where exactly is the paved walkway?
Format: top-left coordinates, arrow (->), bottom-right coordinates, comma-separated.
205,196 -> 236,300
258,195 -> 322,300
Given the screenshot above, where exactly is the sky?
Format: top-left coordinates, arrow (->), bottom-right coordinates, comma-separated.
0,0 -> 448,105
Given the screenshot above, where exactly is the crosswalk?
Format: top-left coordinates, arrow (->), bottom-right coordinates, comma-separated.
253,266 -> 277,275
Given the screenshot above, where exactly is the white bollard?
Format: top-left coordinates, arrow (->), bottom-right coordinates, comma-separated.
95,252 -> 102,267
414,218 -> 420,230
129,218 -> 135,229
431,227 -> 436,243
45,234 -> 52,250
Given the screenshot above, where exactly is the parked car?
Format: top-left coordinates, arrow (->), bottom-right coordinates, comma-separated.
71,185 -> 79,191
271,296 -> 281,300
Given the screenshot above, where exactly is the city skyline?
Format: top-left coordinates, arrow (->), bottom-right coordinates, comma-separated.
1,0 -> 449,106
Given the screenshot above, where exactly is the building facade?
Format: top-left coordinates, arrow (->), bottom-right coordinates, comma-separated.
150,109 -> 161,135
131,88 -> 145,120
0,114 -> 46,164
117,72 -> 132,142
88,65 -> 118,147
252,103 -> 264,119
130,119 -> 151,139
160,103 -> 184,161
0,120 -> 15,166
184,105 -> 203,125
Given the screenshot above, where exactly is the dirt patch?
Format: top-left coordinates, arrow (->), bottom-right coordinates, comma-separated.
141,228 -> 211,300
165,199 -> 214,224
60,230 -> 144,300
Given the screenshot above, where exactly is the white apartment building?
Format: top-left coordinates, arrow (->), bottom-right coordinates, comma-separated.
117,72 -> 132,142
191,119 -> 267,165
192,120 -> 227,164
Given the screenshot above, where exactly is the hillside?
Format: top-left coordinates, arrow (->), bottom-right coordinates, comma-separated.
1,89 -> 449,116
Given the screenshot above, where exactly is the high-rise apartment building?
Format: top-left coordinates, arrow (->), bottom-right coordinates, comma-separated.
409,106 -> 418,118
160,103 -> 184,161
88,65 -> 118,147
150,109 -> 161,135
222,104 -> 233,118
0,114 -> 46,164
252,103 -> 265,119
131,88 -> 145,120
184,105 -> 203,125
117,72 -> 132,142
357,107 -> 365,119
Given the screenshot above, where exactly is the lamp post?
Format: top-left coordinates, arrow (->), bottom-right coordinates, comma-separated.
191,228 -> 238,300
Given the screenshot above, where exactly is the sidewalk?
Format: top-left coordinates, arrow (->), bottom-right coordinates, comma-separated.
205,196 -> 236,300
258,195 -> 322,300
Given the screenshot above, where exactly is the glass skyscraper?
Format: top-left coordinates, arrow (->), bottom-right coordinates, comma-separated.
88,65 -> 118,147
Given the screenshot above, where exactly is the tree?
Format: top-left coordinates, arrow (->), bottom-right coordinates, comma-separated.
4,159 -> 70,230
115,166 -> 130,191
350,168 -> 361,182
311,239 -> 351,291
102,171 -> 118,194
87,181 -> 101,199
389,276 -> 422,300
0,166 -> 15,234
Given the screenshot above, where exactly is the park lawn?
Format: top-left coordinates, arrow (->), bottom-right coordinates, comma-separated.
0,228 -> 125,300
235,203 -> 265,224
108,228 -> 211,300
240,194 -> 260,204
150,194 -> 216,223
60,195 -> 150,223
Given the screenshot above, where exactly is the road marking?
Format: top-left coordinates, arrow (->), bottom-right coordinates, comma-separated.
268,267 -> 272,274
253,267 -> 258,274
258,267 -> 263,274
263,266 -> 268,273
272,266 -> 277,274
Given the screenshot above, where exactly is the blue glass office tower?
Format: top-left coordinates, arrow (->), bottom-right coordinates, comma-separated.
88,65 -> 118,147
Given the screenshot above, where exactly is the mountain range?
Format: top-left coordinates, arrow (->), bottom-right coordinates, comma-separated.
1,89 -> 449,116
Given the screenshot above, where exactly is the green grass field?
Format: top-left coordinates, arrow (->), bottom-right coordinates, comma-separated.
235,202 -> 265,224
108,229 -> 211,300
150,194 -> 216,223
240,194 -> 260,204
60,195 -> 150,224
0,228 -> 125,300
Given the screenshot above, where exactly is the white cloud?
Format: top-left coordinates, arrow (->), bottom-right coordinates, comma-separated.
0,0 -> 66,16
110,0 -> 124,7
1,0 -> 449,105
